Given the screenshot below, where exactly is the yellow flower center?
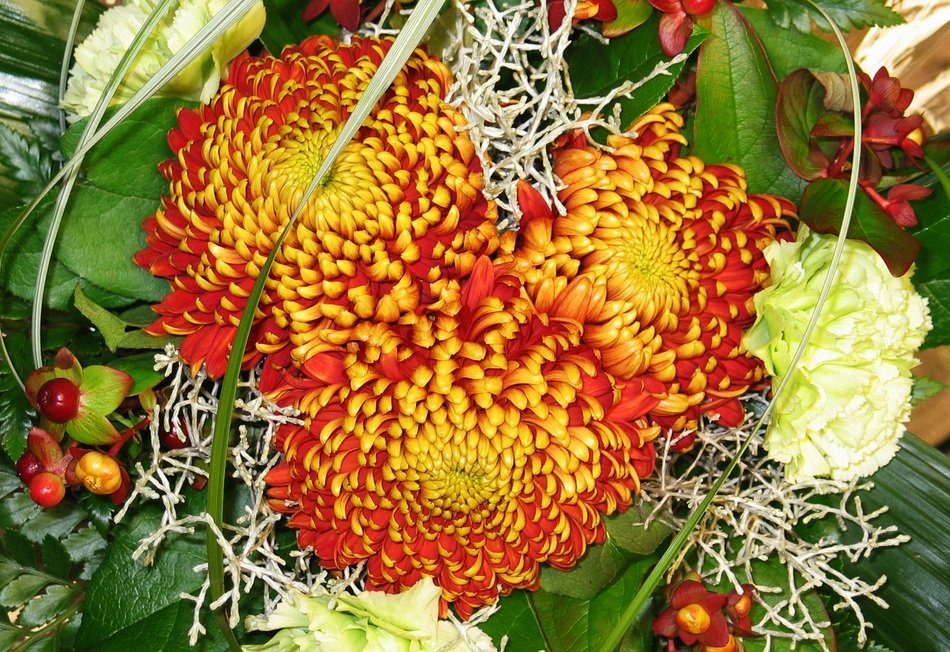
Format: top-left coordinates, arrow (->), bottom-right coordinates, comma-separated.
604,217 -> 697,328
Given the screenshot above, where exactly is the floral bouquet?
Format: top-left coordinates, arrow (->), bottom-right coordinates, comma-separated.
0,0 -> 947,650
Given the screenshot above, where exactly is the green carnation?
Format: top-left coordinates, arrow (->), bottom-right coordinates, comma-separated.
243,577 -> 496,652
62,0 -> 265,121
743,227 -> 931,482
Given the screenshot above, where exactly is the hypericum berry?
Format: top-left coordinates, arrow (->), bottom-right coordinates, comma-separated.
159,426 -> 188,450
16,451 -> 44,485
74,451 -> 122,495
36,377 -> 81,423
683,0 -> 716,16
29,472 -> 66,507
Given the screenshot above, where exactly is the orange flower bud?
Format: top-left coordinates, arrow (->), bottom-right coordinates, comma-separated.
74,451 -> 123,495
676,603 -> 712,634
701,634 -> 739,652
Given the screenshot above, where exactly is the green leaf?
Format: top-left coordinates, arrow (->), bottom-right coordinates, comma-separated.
63,526 -> 108,566
0,490 -> 41,529
77,365 -> 132,415
602,0 -> 653,38
917,279 -> 950,348
0,463 -> 24,500
605,506 -> 672,556
55,99 -> 182,307
738,7 -> 847,78
0,359 -> 32,463
40,536 -> 72,580
102,352 -> 166,396
532,556 -> 656,652
18,584 -> 77,629
0,123 -> 55,204
762,0 -> 903,33
799,178 -> 921,277
73,287 -> 175,353
19,502 -> 86,544
0,573 -> 50,608
259,0 -> 340,55
77,492 -> 118,539
692,2 -> 806,199
3,529 -> 37,567
540,542 -> 619,600
0,203 -> 81,310
567,13 -> 707,129
837,435 -> 950,652
908,179 -> 950,282
911,375 -> 946,406
74,491 -> 219,650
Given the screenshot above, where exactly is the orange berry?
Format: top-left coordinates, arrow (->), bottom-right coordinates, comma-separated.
676,603 -> 711,634
701,634 -> 738,652
74,451 -> 123,495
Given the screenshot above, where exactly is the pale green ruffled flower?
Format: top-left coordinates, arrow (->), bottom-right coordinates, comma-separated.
743,227 -> 931,482
62,0 -> 265,121
243,577 -> 497,652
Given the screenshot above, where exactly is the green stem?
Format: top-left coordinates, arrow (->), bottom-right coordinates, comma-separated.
924,155 -> 950,200
597,3 -> 864,650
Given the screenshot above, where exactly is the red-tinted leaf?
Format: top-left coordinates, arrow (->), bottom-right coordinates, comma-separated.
776,69 -> 831,180
67,409 -> 120,446
602,0 -> 652,37
78,365 -> 133,416
799,178 -> 920,276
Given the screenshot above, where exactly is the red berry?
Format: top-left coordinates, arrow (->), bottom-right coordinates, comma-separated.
159,427 -> 188,450
683,0 -> 715,16
16,451 -> 43,485
36,377 -> 81,423
29,472 -> 65,507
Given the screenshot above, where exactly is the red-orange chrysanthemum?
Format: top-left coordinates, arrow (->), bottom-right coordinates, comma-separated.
135,36 -> 498,377
505,104 -> 794,446
264,258 -> 658,618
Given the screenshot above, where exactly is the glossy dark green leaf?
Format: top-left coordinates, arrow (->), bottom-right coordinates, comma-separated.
2,529 -> 36,567
917,279 -> 950,348
0,123 -> 55,205
909,179 -> 950,282
692,2 -> 806,199
63,526 -> 107,566
0,490 -> 40,529
259,0 -> 340,54
567,13 -> 706,129
776,70 -> 832,181
479,590 -> 552,651
604,506 -> 672,555
20,503 -> 86,544
837,435 -> 950,652
540,541 -> 619,600
532,556 -> 656,652
738,7 -> 846,78
0,463 -> 22,501
41,535 -> 72,579
761,0 -> 902,33
799,178 -> 920,276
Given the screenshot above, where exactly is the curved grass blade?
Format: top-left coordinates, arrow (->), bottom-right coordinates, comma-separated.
205,0 -> 448,644
31,0 -> 177,369
597,3 -> 864,649
58,0 -> 86,134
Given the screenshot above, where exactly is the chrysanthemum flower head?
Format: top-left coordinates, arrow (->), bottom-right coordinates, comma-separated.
136,36 -> 499,376
743,227 -> 931,481
264,258 -> 658,618
62,0 -> 265,120
505,104 -> 794,446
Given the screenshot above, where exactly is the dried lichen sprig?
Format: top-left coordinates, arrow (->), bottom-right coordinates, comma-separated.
640,401 -> 907,649
443,0 -> 690,224
116,348 -> 308,643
